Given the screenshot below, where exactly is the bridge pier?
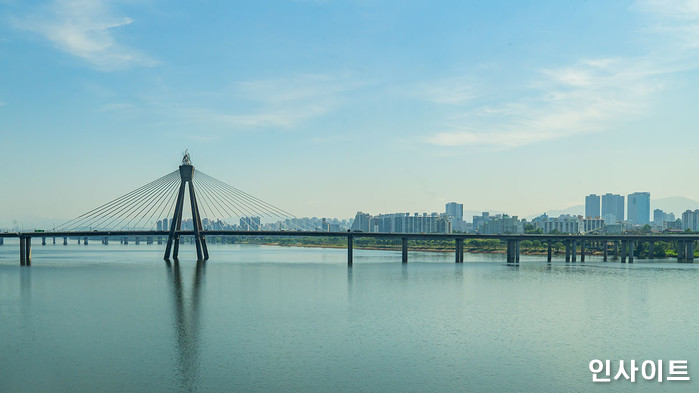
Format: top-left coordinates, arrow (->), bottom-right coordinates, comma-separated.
621,241 -> 627,263
648,241 -> 655,259
455,238 -> 463,263
0,237 -> 3,246
603,242 -> 608,262
19,236 -> 31,266
135,237 -> 140,245
678,240 -> 694,263
613,241 -> 619,260
53,237 -> 56,245
158,237 -> 163,245
42,237 -> 46,246
147,237 -> 153,245
547,240 -> 552,262
124,237 -> 128,245
78,238 -> 81,245
506,239 -> 519,264
571,240 -> 577,262
580,240 -> 585,262
565,240 -> 571,262
63,237 -> 67,245
84,237 -> 88,245
688,241 -> 695,263
401,237 -> 408,263
628,240 -> 635,263
347,236 -> 353,266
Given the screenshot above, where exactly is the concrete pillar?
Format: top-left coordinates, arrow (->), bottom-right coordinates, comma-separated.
0,237 -> 3,246
603,242 -> 608,262
53,237 -> 56,245
571,240 -> 577,262
580,240 -> 586,262
565,240 -> 571,262
628,240 -> 634,263
547,240 -> 552,262
456,238 -> 464,263
687,241 -> 695,263
83,237 -> 88,245
42,237 -> 46,246
648,242 -> 655,259
347,236 -> 353,266
147,237 -> 153,245
621,241 -> 627,263
135,237 -> 140,245
25,237 -> 31,266
506,239 -> 519,264
78,238 -> 81,245
402,237 -> 408,263
158,237 -> 163,245
613,241 -> 619,260
63,237 -> 68,246
124,237 -> 129,245
19,237 -> 26,266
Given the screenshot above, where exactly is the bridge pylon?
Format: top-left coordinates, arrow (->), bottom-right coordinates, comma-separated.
164,152 -> 209,261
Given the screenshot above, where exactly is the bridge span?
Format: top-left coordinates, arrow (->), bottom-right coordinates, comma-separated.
2,230 -> 697,266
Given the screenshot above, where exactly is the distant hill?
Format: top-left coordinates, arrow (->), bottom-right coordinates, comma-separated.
652,196 -> 699,216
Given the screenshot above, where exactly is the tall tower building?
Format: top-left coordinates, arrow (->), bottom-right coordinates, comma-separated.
601,193 -> 624,223
585,194 -> 600,218
445,202 -> 463,220
627,192 -> 650,225
445,202 -> 464,232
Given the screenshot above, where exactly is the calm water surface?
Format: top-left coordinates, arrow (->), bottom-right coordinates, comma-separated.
0,241 -> 696,392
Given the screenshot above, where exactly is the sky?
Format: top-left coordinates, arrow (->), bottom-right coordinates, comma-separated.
2,0 -> 699,228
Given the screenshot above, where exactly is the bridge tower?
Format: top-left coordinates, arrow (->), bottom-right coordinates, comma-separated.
164,151 -> 209,261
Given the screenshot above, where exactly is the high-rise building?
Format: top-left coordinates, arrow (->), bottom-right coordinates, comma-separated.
653,209 -> 666,227
601,193 -> 624,223
445,202 -> 463,220
445,202 -> 464,232
585,194 -> 600,218
627,192 -> 650,225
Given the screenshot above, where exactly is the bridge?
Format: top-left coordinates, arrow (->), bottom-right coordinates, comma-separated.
2,153 -> 697,266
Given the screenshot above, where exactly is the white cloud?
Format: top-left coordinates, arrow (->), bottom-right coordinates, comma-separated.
415,76 -> 477,105
12,0 -> 155,70
180,73 -> 360,130
425,1 -> 699,150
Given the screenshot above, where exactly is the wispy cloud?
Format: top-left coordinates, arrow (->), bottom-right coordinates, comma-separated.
425,1 -> 699,150
414,75 -> 477,105
179,73 -> 360,130
12,0 -> 155,70
634,0 -> 699,48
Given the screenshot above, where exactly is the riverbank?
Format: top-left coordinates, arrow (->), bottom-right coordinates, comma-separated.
232,237 -> 690,259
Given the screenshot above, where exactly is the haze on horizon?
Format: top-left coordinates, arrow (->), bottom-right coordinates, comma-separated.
2,0 -> 699,228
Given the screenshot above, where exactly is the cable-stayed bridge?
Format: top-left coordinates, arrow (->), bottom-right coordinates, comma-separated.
1,153 -> 698,266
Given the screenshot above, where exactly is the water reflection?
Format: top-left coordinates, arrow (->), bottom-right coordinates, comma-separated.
166,260 -> 205,392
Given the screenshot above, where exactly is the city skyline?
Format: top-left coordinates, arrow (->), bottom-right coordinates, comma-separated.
3,1 -> 699,223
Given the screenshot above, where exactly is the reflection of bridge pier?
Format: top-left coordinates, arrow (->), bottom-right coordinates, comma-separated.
167,260 -> 205,391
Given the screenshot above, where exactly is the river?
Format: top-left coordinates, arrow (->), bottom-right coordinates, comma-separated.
0,241 -> 696,392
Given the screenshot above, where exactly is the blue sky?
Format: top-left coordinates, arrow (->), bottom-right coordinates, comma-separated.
2,0 -> 699,227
